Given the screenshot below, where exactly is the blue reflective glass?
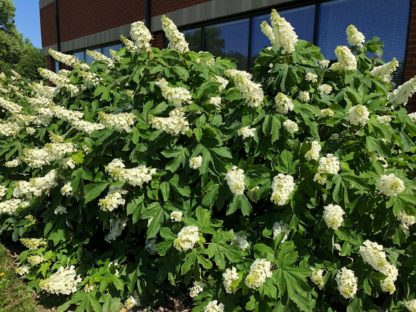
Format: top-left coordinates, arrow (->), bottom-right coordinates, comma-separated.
205,19 -> 250,69
318,0 -> 410,63
183,28 -> 202,51
73,51 -> 85,61
54,61 -> 59,73
251,5 -> 316,59
102,44 -> 122,57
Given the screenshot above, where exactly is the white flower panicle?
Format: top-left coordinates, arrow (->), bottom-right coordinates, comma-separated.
233,232 -> 250,250
0,199 -> 29,215
54,205 -> 67,215
225,69 -> 264,108
226,166 -> 246,195
38,68 -> 79,96
260,21 -> 275,44
238,126 -> 256,139
161,15 -> 189,53
320,108 -> 335,117
0,97 -> 22,113
346,25 -> 365,48
245,259 -> 273,289
213,75 -> 229,92
271,174 -> 295,206
27,255 -> 45,266
272,221 -> 290,241
336,267 -> 358,299
371,58 -> 399,83
149,107 -> 190,136
61,182 -> 73,196
398,212 -> 415,234
155,78 -> 192,106
99,190 -> 127,212
334,46 -> 357,71
208,96 -> 222,109
189,156 -> 202,169
72,119 -> 105,134
130,21 -> 152,53
408,112 -> 416,122
13,170 -> 58,198
318,59 -> 330,68
377,115 -> 392,124
173,225 -> 199,252
283,119 -> 299,134
120,35 -> 138,53
86,49 -> 114,68
99,112 -> 135,132
22,142 -> 76,168
323,204 -> 345,230
305,141 -> 321,161
305,72 -> 318,83
0,121 -> 21,137
49,48 -> 88,69
269,9 -> 298,54
347,105 -> 370,126
388,76 -> 416,106
20,238 -> 47,250
404,299 -> 416,312
377,174 -> 405,196
125,296 -> 138,310
311,269 -> 325,290
318,84 -> 333,95
15,265 -> 30,276
0,185 -> 7,199
204,300 -> 224,312
189,281 -> 204,298
105,159 -> 156,187
223,267 -> 239,294
275,92 -> 294,114
170,211 -> 183,222
39,266 -> 82,295
314,154 -> 340,185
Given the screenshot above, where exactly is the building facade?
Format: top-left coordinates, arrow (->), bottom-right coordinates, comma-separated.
40,0 -> 415,104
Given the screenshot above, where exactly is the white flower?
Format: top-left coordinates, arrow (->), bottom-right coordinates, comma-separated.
125,296 -> 138,310
0,185 -> 6,199
105,159 -> 156,187
223,267 -> 239,294
0,199 -> 29,215
335,46 -> 357,71
170,210 -> 183,222
189,281 -> 204,298
86,49 -> 114,68
54,205 -> 67,215
317,154 -> 340,176
245,259 -> 273,289
20,238 -> 47,250
38,68 -> 79,96
377,115 -> 392,124
320,108 -> 335,117
26,127 -> 36,135
173,225 -> 199,252
130,21 -> 152,53
318,84 -> 332,95
120,35 -> 138,53
323,204 -> 345,230
233,232 -> 250,250
204,300 -> 224,312
388,76 -> 416,106
189,156 -> 202,169
298,91 -> 310,102
22,142 -> 77,168
15,265 -> 30,276
213,75 -> 228,92
305,141 -> 321,161
336,267 -> 357,299
61,183 -> 73,196
39,266 -> 82,295
260,21 -> 275,44
305,72 -> 318,83
275,93 -> 294,114
371,58 -> 399,83
99,112 -> 135,132
311,268 -> 325,290
408,112 -> 416,122
377,174 -> 405,196
149,107 -> 190,136
4,158 -> 20,168
318,60 -> 330,68
161,15 -> 189,53
99,190 -> 126,212
225,69 -> 264,108
346,25 -> 365,48
347,105 -> 370,126
283,119 -> 299,134
225,166 -> 246,195
49,48 -> 87,69
155,78 -> 192,106
13,170 -> 58,198
208,96 -> 221,109
269,9 -> 298,54
398,212 -> 416,234
272,221 -> 290,241
404,299 -> 416,312
271,174 -> 295,206
238,126 -> 256,139
27,255 -> 45,266
0,96 -> 22,113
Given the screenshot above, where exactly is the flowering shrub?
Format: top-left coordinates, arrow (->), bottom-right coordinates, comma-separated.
0,10 -> 416,312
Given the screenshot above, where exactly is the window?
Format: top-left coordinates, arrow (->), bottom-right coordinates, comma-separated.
73,51 -> 85,62
251,5 -> 316,60
183,28 -> 202,51
102,44 -> 122,57
205,19 -> 250,69
318,0 -> 410,64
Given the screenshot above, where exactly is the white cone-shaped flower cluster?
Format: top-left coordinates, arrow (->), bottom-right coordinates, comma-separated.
268,9 -> 298,54
38,68 -> 79,96
245,259 -> 273,289
189,156 -> 202,169
22,142 -> 76,168
388,76 -> 416,106
149,107 -> 190,136
260,21 -> 275,43
346,25 -> 365,48
155,78 -> 192,106
99,112 -> 135,132
49,48 -> 89,70
225,69 -> 264,108
223,266 -> 239,294
204,300 -> 224,312
170,210 -> 183,222
105,158 -> 156,187
371,58 -> 399,83
310,268 -> 325,290
173,225 -> 199,252
334,46 -> 357,71
275,92 -> 294,114
323,204 -> 345,230
270,174 -> 295,206
377,174 -> 405,196
39,265 -> 82,295
404,299 -> 416,312
398,212 -> 415,235
99,190 -> 127,212
305,141 -> 321,161
130,21 -> 152,53
238,126 -> 256,139
20,238 -> 47,250
225,166 -> 246,195
272,221 -> 290,241
0,96 -> 22,113
0,199 -> 29,215
283,119 -> 299,134
161,15 -> 189,53
347,105 -> 370,126
318,84 -> 332,95
86,49 -> 114,68
189,280 -> 204,298
13,170 -> 58,198
336,267 -> 358,299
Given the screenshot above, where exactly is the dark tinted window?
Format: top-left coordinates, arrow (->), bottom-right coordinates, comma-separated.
205,19 -> 250,69
251,5 -> 316,59
183,28 -> 202,51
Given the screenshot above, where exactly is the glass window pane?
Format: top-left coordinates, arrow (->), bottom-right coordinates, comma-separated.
205,19 -> 249,70
318,0 -> 410,64
73,51 -> 85,62
251,5 -> 316,59
102,44 -> 122,57
54,61 -> 59,73
183,28 -> 202,51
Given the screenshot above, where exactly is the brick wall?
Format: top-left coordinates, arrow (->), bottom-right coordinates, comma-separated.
404,0 -> 416,110
152,31 -> 165,49
152,0 -> 210,16
40,3 -> 56,47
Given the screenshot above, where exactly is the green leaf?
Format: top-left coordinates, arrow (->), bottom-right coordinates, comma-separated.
142,203 -> 164,238
160,181 -> 170,201
84,182 -> 108,204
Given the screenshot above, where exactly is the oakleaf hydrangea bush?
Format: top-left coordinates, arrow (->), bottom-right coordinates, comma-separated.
0,10 -> 416,311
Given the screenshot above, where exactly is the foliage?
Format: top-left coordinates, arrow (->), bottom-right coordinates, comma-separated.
0,12 -> 416,312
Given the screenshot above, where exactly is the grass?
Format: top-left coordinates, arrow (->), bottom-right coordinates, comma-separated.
0,243 -> 44,312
